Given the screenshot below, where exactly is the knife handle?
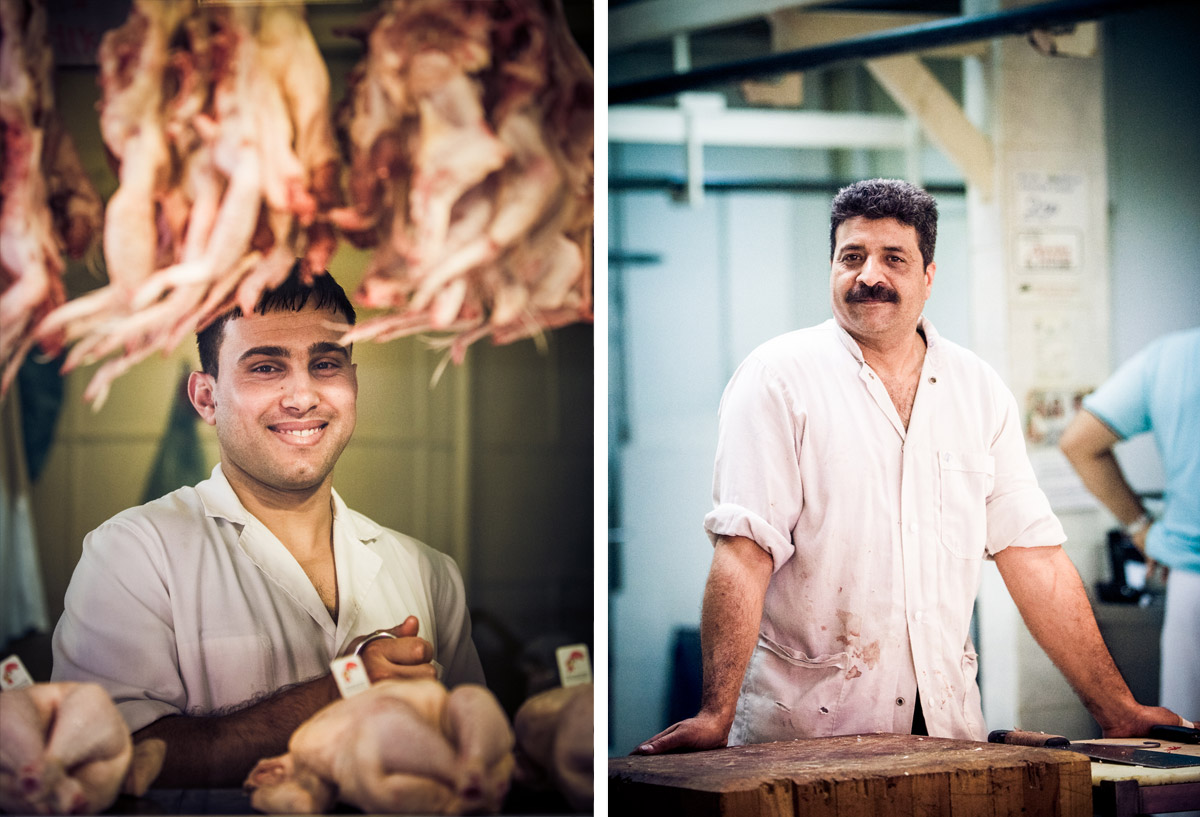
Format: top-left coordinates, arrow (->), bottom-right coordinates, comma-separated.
988,729 -> 1070,748
1149,724 -> 1200,744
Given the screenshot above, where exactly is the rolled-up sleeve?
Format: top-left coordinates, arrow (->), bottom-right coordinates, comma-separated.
704,355 -> 802,572
51,519 -> 186,732
1081,347 -> 1152,440
983,384 -> 1067,556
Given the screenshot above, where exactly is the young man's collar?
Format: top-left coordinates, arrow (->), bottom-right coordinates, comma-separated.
196,463 -> 381,544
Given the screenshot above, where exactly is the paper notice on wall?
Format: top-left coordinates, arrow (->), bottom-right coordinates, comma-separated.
1012,171 -> 1089,298
1026,312 -> 1077,384
1016,230 -> 1082,271
1024,386 -> 1092,446
1014,171 -> 1088,228
1023,377 -> 1101,510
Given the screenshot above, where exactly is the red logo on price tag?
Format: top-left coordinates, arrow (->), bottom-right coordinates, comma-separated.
555,644 -> 591,687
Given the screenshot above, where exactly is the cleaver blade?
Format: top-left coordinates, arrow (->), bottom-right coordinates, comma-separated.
1066,742 -> 1200,768
987,729 -> 1200,769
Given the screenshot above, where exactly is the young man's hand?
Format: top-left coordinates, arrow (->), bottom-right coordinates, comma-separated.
347,616 -> 438,681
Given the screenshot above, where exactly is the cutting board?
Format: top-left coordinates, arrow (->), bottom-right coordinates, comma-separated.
608,733 -> 1092,817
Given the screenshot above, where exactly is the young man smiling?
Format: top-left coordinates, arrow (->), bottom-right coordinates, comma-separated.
52,265 -> 483,786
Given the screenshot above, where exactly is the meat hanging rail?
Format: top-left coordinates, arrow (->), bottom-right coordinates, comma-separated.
609,0 -> 1192,105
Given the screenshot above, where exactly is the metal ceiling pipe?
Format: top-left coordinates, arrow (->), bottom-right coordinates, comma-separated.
609,0 -> 1187,105
609,176 -> 968,196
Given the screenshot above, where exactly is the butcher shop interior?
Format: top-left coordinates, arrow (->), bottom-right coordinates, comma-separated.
5,0 -> 1200,813
1,0 -> 595,813
607,0 -> 1200,813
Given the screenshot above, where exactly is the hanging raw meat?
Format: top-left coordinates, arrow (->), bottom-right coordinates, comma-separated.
0,0 -> 103,398
0,681 -> 165,815
331,0 -> 594,367
35,0 -> 341,408
245,679 -> 515,815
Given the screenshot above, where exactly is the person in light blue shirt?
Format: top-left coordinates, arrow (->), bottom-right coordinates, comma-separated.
1061,327 -> 1200,725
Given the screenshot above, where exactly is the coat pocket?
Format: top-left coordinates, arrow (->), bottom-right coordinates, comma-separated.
731,634 -> 849,744
189,632 -> 276,713
960,650 -> 986,740
937,451 -> 995,559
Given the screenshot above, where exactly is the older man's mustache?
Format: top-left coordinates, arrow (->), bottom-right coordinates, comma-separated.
846,283 -> 899,303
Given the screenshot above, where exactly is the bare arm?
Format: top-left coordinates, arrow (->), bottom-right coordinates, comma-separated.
135,674 -> 338,787
633,535 -> 773,754
1059,410 -> 1150,552
138,617 -> 436,786
993,544 -> 1182,736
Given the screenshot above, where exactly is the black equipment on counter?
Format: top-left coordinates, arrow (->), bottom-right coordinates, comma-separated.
1096,527 -> 1148,604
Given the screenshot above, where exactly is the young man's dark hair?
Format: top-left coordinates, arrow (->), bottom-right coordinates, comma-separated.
829,178 -> 939,268
196,263 -> 357,376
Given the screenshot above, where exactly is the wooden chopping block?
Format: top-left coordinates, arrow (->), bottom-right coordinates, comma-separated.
608,733 -> 1092,817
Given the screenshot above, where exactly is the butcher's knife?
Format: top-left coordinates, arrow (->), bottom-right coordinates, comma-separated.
988,729 -> 1200,769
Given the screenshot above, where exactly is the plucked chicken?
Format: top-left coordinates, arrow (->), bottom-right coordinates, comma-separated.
35,0 -> 341,407
513,683 -> 592,812
0,0 -> 103,398
0,682 -> 165,815
331,0 -> 593,365
245,679 -> 515,815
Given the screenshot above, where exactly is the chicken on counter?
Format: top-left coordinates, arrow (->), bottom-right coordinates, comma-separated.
0,0 -> 103,398
0,682 -> 165,815
245,678 -> 515,815
513,683 -> 593,812
332,0 -> 594,369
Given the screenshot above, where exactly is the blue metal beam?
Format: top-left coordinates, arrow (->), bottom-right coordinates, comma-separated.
609,0 -> 1187,105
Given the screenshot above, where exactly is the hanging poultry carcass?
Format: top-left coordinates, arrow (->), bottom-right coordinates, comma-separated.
330,0 -> 594,367
0,0 -> 103,399
35,0 -> 342,408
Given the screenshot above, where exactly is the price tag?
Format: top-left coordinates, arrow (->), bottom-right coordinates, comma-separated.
1,654 -> 35,691
330,655 -> 372,698
555,644 -> 592,688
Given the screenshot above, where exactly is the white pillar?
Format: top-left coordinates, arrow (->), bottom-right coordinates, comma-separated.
967,0 -> 1112,738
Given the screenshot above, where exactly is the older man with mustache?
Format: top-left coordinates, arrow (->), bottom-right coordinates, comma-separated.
636,178 -> 1187,754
